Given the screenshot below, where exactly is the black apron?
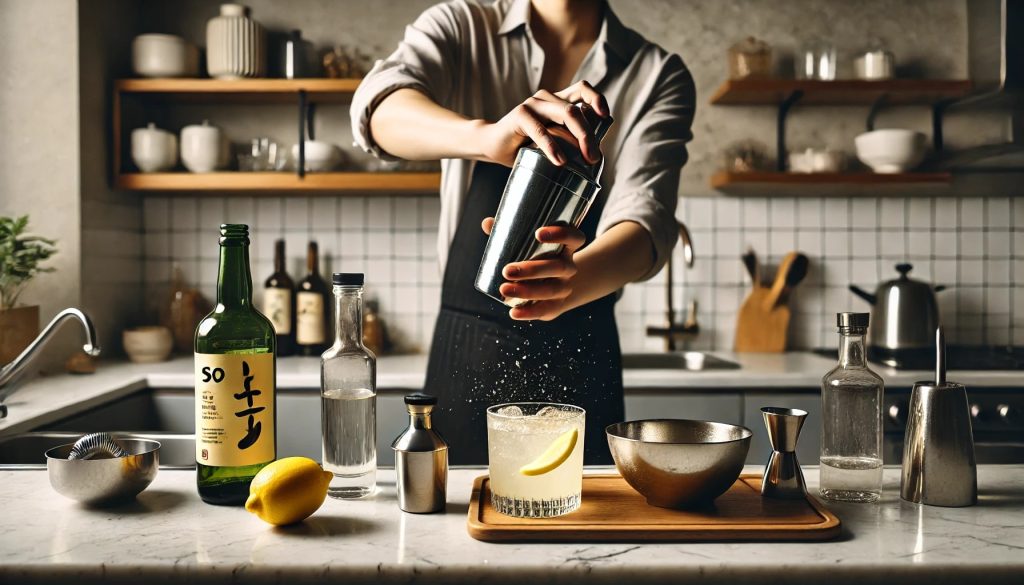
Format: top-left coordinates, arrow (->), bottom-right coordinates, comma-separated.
424,162 -> 624,465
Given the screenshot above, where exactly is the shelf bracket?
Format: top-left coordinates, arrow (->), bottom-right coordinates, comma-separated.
776,90 -> 803,171
306,103 -> 317,141
866,93 -> 889,132
297,89 -> 307,179
932,100 -> 948,152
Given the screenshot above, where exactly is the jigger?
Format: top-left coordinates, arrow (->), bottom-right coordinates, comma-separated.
900,327 -> 977,507
761,407 -> 808,499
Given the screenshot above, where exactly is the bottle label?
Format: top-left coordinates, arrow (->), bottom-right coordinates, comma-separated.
195,353 -> 275,467
296,291 -> 325,345
263,288 -> 292,335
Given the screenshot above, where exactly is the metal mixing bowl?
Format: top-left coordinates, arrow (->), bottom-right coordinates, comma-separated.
46,438 -> 160,505
606,420 -> 752,509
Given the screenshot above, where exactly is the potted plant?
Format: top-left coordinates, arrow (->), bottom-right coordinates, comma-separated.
0,216 -> 57,363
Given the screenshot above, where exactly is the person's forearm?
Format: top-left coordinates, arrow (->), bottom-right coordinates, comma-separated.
562,221 -> 656,312
369,89 -> 485,160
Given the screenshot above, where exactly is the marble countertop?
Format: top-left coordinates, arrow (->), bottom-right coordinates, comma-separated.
2,352 -> 1022,439
1,465 -> 1021,584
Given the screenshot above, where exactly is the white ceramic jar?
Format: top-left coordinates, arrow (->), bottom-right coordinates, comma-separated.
132,34 -> 199,78
206,4 -> 266,79
181,120 -> 228,173
131,123 -> 178,172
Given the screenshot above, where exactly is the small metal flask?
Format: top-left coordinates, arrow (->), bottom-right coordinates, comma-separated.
392,393 -> 448,513
900,327 -> 978,507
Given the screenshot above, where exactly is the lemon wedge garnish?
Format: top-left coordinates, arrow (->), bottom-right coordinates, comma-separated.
245,457 -> 333,526
519,428 -> 579,476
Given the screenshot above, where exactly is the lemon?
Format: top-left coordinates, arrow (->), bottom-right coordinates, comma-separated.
519,428 -> 579,476
245,457 -> 333,526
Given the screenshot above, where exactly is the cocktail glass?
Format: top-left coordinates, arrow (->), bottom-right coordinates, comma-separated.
485,402 -> 585,518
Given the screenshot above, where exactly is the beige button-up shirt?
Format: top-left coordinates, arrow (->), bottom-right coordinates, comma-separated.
351,0 -> 695,280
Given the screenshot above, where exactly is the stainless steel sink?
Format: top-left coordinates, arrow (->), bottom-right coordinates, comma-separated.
622,352 -> 740,371
0,432 -> 195,468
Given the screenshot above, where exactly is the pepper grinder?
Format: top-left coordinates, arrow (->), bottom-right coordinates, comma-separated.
760,407 -> 808,499
901,327 -> 978,507
392,393 -> 448,513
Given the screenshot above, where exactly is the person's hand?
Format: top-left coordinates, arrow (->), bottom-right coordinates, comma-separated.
475,80 -> 610,168
481,218 -> 586,321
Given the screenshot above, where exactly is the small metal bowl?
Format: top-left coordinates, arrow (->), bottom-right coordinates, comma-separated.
46,438 -> 160,505
606,420 -> 752,509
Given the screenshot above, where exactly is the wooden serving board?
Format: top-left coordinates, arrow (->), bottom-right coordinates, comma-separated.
467,474 -> 840,542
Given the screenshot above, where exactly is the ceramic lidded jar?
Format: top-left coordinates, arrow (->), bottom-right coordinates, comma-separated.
206,3 -> 266,79
131,123 -> 178,172
181,120 -> 228,173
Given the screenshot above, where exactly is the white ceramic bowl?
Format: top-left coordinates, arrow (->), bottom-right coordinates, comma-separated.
855,129 -> 927,173
291,141 -> 343,172
132,34 -> 199,78
123,326 -> 174,363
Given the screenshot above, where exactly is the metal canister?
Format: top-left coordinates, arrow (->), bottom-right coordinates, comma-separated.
391,393 -> 448,513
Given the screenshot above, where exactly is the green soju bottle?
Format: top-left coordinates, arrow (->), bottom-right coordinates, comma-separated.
194,224 -> 276,505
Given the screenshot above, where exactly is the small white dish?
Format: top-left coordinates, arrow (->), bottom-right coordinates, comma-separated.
788,148 -> 845,173
123,326 -> 174,363
855,129 -> 927,173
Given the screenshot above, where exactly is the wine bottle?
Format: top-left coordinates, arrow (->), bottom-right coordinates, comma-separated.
296,241 -> 330,356
263,239 -> 296,357
194,224 -> 277,506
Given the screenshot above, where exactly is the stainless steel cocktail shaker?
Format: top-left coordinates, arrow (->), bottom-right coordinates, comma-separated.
475,104 -> 613,306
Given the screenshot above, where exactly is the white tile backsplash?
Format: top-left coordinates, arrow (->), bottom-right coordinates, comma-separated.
144,194 -> 1024,352
961,198 -> 985,227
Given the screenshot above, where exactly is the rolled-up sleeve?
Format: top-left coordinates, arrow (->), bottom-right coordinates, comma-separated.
350,2 -> 462,160
597,53 -> 695,281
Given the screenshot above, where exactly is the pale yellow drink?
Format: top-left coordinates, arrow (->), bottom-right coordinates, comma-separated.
486,402 -> 585,518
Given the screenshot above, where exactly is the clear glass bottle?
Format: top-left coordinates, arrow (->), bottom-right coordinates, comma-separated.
820,312 -> 884,502
321,272 -> 377,499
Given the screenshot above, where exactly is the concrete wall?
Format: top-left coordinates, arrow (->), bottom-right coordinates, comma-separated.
78,0 -> 143,355
0,0 -> 82,370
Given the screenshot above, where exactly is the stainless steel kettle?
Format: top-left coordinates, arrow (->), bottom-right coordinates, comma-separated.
849,263 -> 946,366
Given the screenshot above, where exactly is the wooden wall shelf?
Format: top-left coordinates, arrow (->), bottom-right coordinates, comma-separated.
710,171 -> 953,196
115,78 -> 362,103
710,78 -> 972,106
114,172 -> 442,193
113,77 -> 441,196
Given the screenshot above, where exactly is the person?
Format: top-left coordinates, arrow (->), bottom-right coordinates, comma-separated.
351,0 -> 695,464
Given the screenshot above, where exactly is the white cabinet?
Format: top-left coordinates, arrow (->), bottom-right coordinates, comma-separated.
277,391 -> 409,466
624,392 -> 743,425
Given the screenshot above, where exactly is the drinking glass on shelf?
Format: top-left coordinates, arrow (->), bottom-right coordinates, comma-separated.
486,402 -> 585,518
797,42 -> 837,80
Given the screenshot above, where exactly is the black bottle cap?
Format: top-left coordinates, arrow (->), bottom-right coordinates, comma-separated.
837,312 -> 870,328
404,393 -> 437,406
332,272 -> 364,286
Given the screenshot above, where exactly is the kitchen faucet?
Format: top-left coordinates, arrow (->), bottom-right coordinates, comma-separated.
646,222 -> 699,351
0,308 -> 100,418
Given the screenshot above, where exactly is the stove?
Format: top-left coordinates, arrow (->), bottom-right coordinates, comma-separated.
813,345 -> 1024,370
